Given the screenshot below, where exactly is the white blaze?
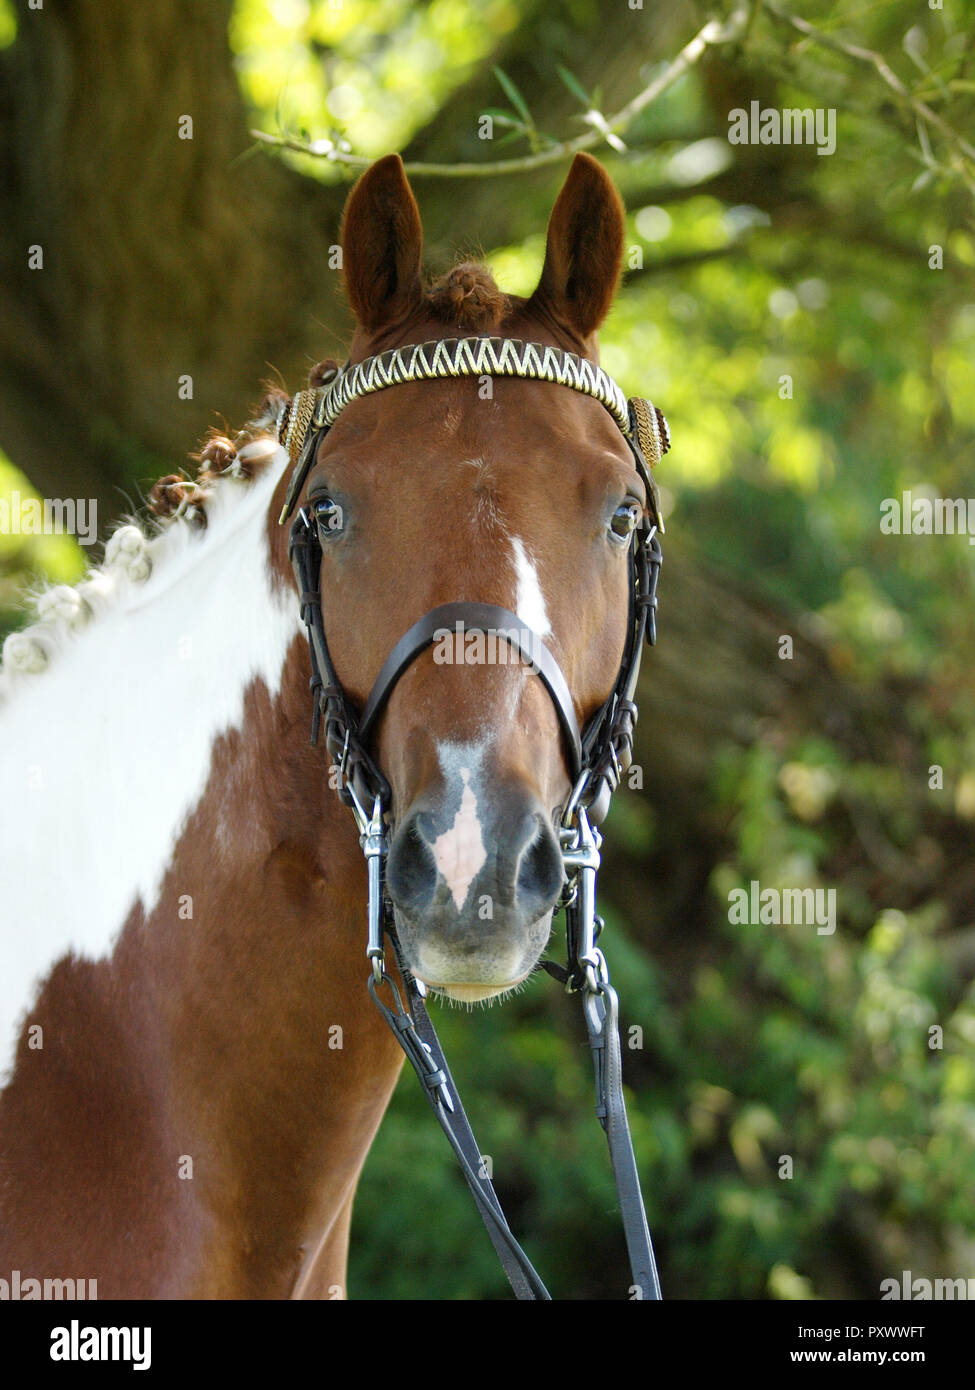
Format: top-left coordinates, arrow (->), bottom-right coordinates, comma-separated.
511,536 -> 550,637
431,768 -> 487,912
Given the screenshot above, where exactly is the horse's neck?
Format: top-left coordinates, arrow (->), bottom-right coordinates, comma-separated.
125,672 -> 404,1298
0,462 -> 298,1073
0,462 -> 405,1296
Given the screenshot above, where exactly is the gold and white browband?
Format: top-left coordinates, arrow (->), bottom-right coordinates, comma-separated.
278,336 -> 669,524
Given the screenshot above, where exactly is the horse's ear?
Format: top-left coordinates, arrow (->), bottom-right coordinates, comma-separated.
340,154 -> 423,331
529,153 -> 624,341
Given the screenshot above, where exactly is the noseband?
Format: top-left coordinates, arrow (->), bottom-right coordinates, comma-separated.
278,335 -> 669,1301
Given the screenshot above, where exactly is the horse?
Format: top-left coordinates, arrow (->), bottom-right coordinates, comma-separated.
0,152 -> 666,1299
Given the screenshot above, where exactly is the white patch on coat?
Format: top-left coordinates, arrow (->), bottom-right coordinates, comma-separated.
510,536 -> 550,637
431,768 -> 486,912
0,452 -> 300,1079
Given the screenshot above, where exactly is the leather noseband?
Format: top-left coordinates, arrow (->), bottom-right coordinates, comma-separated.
357,601 -> 583,779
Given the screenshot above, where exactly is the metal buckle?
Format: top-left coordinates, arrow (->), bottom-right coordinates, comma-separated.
558,805 -> 606,993
582,954 -> 614,1036
367,970 -> 454,1112
560,769 -> 592,830
360,796 -> 388,984
337,728 -> 369,828
606,741 -> 622,788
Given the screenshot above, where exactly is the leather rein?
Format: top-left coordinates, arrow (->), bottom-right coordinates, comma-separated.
278,335 -> 669,1300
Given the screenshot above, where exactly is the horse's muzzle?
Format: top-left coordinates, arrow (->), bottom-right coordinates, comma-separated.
384,784 -> 564,990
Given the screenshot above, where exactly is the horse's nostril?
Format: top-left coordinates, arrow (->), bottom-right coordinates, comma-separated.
386,814 -> 439,913
516,816 -> 564,916
389,800 -> 564,924
412,811 -> 436,847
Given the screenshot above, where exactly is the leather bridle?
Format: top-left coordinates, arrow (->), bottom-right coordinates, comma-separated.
279,335 -> 669,1300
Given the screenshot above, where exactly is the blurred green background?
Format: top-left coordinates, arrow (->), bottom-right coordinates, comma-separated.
1,0 -> 973,1298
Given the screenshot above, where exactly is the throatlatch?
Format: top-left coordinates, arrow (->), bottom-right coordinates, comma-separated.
283,334 -> 668,1301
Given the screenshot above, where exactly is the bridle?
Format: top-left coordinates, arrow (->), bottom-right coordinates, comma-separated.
278,335 -> 669,1300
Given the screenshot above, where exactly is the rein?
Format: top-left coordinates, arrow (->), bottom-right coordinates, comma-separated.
279,335 -> 669,1300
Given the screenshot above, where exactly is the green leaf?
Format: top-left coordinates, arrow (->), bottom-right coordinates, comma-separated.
481,109 -> 528,131
556,64 -> 591,106
492,65 -> 533,127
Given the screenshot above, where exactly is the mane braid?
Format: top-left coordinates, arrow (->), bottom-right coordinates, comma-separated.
0,390 -> 290,701
425,261 -> 509,331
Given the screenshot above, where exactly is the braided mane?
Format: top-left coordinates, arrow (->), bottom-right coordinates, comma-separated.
0,390 -> 290,701
424,262 -> 510,331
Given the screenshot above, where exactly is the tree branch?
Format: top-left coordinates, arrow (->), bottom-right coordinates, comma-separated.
763,1 -> 975,179
250,8 -> 752,178
251,0 -> 975,205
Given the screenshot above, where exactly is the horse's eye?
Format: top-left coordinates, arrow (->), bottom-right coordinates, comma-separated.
610,501 -> 641,541
313,496 -> 344,537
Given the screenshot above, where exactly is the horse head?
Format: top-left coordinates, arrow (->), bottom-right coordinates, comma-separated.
273,154 -> 653,1004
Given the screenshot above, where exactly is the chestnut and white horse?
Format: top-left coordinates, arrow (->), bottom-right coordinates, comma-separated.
0,153 -> 656,1298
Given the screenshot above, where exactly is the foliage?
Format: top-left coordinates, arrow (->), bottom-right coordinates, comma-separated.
0,453 -> 83,638
3,0 -> 973,1299
344,0 -> 975,1300
230,0 -> 521,178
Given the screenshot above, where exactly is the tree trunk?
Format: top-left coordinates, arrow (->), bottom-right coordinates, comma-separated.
0,0 -> 343,519
0,1 -> 692,517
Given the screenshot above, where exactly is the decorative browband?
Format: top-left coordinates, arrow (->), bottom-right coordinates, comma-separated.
277,336 -> 669,524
